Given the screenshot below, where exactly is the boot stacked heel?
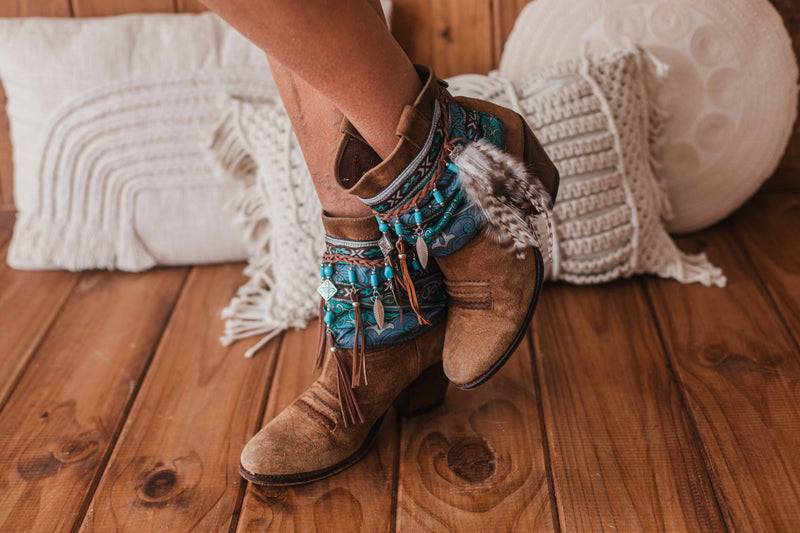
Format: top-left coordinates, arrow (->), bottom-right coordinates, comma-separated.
393,361 -> 449,417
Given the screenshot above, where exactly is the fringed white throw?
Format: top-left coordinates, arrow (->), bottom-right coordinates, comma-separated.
208,98 -> 325,357
209,49 -> 726,355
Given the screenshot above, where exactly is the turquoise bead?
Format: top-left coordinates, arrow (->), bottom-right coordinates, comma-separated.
433,189 -> 445,205
370,273 -> 379,287
414,209 -> 423,225
320,265 -> 325,278
412,259 -> 421,271
324,265 -> 334,277
384,265 -> 394,279
347,269 -> 357,284
379,221 -> 389,232
324,311 -> 334,325
394,220 -> 404,236
447,161 -> 459,174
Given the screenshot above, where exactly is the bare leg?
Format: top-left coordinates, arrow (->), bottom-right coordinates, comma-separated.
201,0 -> 420,159
268,58 -> 371,218
245,0 -> 387,217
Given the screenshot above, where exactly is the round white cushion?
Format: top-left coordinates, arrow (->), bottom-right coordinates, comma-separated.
499,0 -> 798,233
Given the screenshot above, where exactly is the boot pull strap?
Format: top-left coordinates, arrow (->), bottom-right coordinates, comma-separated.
339,116 -> 367,143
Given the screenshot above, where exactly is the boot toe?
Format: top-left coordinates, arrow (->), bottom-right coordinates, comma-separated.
240,404 -> 339,480
439,240 -> 542,388
442,307 -> 525,387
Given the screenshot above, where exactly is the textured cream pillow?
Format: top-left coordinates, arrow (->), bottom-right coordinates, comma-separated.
0,13 -> 278,270
450,50 -> 725,286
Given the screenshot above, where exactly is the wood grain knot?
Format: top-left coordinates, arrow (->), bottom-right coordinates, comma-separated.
441,27 -> 453,42
53,435 -> 99,464
446,437 -> 496,482
134,454 -> 203,506
313,488 -> 363,532
251,485 -> 289,507
141,469 -> 178,501
17,431 -> 100,481
700,341 -> 783,369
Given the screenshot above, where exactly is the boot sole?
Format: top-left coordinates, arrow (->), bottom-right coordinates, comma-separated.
454,167 -> 559,390
239,413 -> 386,487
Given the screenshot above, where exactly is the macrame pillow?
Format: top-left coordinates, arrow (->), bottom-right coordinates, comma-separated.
210,49 -> 725,354
448,49 -> 725,286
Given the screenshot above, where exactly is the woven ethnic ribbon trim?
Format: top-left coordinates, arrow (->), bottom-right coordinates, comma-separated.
323,235 -> 446,349
359,100 -> 508,257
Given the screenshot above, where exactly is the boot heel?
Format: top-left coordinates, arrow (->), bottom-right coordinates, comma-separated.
393,361 -> 449,417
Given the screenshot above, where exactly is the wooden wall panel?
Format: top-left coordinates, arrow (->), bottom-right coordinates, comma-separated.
392,0 -> 494,78
1,1 -> 72,16
491,0 -> 530,66
0,86 -> 12,208
71,0 -> 175,17
176,0 -> 207,13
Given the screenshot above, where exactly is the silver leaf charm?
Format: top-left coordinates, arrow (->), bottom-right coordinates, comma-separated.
379,235 -> 393,257
415,235 -> 428,269
373,297 -> 385,329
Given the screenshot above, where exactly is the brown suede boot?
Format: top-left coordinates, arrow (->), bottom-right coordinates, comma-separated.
239,214 -> 448,486
334,66 -> 559,390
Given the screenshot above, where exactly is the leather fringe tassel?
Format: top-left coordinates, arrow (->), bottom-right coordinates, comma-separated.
313,298 -> 326,372
329,330 -> 364,427
350,291 -> 368,387
394,239 -> 431,326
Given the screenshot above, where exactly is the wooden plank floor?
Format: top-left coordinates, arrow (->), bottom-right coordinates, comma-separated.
1,188 -> 799,532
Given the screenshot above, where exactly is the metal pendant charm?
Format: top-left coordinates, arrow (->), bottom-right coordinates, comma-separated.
373,296 -> 385,329
317,279 -> 338,302
415,235 -> 428,269
379,235 -> 394,257
387,279 -> 399,306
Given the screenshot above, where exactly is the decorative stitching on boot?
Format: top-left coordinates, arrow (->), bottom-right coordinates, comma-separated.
294,397 -> 336,432
308,385 -> 342,419
445,279 -> 491,286
445,279 -> 492,310
449,298 -> 493,310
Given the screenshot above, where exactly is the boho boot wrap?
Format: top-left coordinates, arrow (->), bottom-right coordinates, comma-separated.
335,65 -> 560,389
239,213 -> 449,486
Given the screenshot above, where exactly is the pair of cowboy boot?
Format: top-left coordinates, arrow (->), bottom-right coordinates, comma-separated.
239,65 -> 559,486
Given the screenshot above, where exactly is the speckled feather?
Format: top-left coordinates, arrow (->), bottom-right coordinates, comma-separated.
450,138 -> 553,260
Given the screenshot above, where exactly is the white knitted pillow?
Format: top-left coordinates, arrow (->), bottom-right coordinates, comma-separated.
450,50 -> 725,286
210,49 -> 725,354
